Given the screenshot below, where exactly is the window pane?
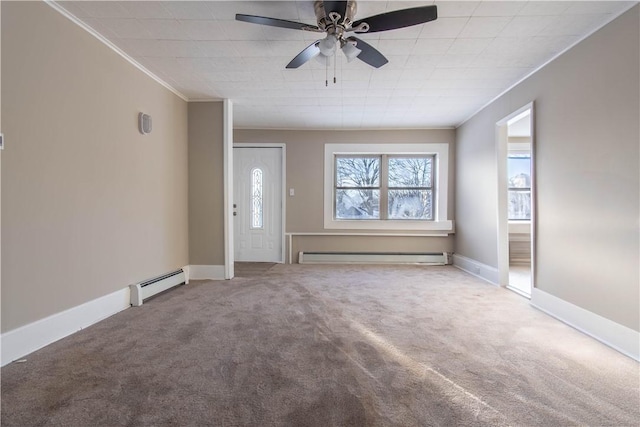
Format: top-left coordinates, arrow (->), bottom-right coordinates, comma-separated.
336,189 -> 380,219
336,157 -> 380,188
388,189 -> 432,220
388,157 -> 432,188
508,190 -> 531,220
508,156 -> 531,189
251,168 -> 263,229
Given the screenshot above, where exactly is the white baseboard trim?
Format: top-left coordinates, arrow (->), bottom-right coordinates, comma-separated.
531,288 -> 640,361
452,254 -> 499,286
182,265 -> 190,284
1,288 -> 130,367
188,265 -> 226,280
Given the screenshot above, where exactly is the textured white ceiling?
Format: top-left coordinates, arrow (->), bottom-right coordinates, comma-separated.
57,1 -> 635,129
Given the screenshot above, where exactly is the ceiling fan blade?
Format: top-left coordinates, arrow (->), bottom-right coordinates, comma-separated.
323,1 -> 349,21
348,37 -> 388,68
352,5 -> 437,33
286,41 -> 321,69
235,14 -> 320,32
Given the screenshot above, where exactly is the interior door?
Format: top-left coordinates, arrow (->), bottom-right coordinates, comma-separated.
233,147 -> 283,262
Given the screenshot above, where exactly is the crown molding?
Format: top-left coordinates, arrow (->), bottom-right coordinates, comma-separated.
45,1 -> 188,102
456,2 -> 639,128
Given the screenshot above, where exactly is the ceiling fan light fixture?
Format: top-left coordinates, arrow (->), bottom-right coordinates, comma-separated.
315,54 -> 331,66
318,34 -> 338,56
341,42 -> 362,62
235,2 -> 439,69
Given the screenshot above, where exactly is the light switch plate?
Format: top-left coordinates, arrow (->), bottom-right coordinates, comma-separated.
289,188 -> 295,196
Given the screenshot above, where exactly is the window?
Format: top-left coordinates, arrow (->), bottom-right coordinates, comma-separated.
335,157 -> 380,219
334,156 -> 434,221
324,143 -> 452,231
507,155 -> 531,220
388,157 -> 433,220
251,168 -> 263,229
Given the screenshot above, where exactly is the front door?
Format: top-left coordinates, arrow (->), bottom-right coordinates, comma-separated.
233,147 -> 283,262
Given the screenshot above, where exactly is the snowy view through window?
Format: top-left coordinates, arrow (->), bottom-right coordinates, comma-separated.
388,157 -> 433,220
508,155 -> 531,220
335,157 -> 380,219
335,156 -> 433,220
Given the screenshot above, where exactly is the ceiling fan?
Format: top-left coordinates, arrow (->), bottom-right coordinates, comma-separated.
236,1 -> 438,69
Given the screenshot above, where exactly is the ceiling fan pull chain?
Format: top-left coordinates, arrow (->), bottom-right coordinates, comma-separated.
326,58 -> 329,87
236,4 -> 438,70
334,49 -> 337,84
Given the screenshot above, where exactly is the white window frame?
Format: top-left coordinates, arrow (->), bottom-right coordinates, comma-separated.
508,142 -> 532,230
324,143 -> 453,231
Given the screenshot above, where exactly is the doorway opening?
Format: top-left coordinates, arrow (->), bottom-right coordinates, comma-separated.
234,262 -> 277,278
497,104 -> 535,298
233,145 -> 286,264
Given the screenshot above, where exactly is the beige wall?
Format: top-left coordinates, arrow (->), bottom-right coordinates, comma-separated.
188,102 -> 225,266
456,6 -> 639,331
1,2 -> 189,332
234,129 -> 456,261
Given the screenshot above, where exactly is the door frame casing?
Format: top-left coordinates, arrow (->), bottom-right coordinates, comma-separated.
232,143 -> 286,264
223,100 -> 234,279
495,101 -> 536,296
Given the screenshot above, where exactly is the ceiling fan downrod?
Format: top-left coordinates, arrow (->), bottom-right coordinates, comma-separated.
314,0 -> 357,36
235,0 -> 437,70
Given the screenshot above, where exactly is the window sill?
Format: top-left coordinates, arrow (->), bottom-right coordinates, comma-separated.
324,143 -> 451,235
508,221 -> 531,234
324,219 -> 453,232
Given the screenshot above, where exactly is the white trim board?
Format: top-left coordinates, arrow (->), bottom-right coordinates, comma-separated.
188,265 -> 226,281
234,126 -> 457,131
531,289 -> 640,361
1,288 -> 130,367
452,254 -> 500,286
223,99 -> 234,279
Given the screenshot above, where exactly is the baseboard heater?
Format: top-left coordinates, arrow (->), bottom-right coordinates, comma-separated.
129,269 -> 186,306
298,252 -> 450,265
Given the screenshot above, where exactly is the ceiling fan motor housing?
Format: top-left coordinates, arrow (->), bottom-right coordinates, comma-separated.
315,0 -> 357,32
235,1 -> 437,69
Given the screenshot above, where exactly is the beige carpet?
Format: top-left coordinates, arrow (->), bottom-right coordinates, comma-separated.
2,264 -> 638,426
